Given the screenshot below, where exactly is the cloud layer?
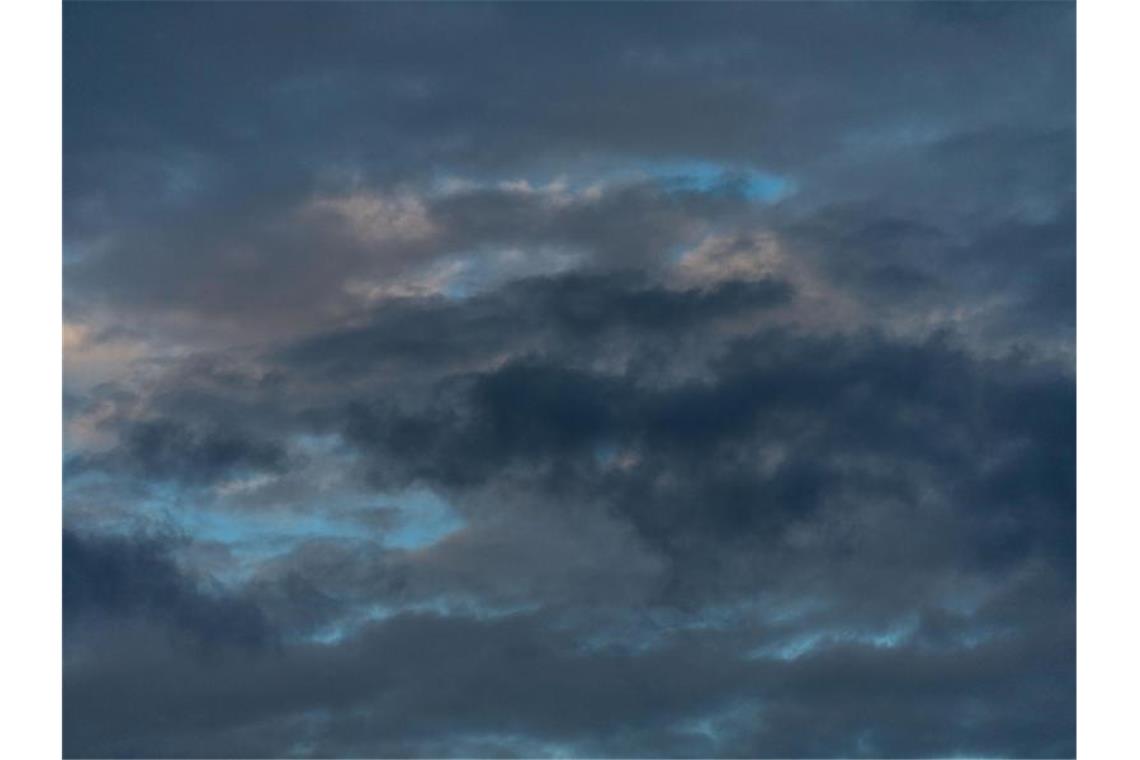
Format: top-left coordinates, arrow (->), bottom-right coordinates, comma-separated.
63,3 -> 1075,758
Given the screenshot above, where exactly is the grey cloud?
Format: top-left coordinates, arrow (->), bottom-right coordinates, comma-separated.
65,3 -> 1073,340
63,529 -> 270,652
64,3 -> 1075,757
67,418 -> 290,487
64,579 -> 1073,758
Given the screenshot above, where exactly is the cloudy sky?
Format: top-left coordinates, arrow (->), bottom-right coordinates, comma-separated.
62,3 -> 1075,758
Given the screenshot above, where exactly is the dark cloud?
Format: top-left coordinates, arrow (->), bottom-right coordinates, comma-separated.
63,529 -> 270,651
280,270 -> 792,381
63,3 -> 1075,758
63,2 -> 1073,342
319,324 -> 1073,587
64,579 -> 1073,758
67,418 -> 289,486
61,278 -> 1074,758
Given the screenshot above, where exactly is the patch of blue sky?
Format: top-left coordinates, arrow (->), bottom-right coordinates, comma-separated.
429,158 -> 795,204
635,159 -> 795,202
748,616 -> 920,661
303,596 -> 540,646
576,596 -> 831,654
75,478 -> 466,564
167,508 -> 364,549
183,486 -> 464,552
66,482 -> 466,589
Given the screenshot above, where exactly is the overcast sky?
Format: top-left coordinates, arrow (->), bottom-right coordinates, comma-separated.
63,3 -> 1075,758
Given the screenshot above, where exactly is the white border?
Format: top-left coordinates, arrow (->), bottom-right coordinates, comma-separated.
1078,0 -> 1139,758
2,0 -> 61,757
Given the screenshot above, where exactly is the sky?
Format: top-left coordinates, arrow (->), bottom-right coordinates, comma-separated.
62,3 -> 1075,758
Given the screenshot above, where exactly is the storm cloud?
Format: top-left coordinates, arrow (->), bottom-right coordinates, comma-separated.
63,3 -> 1075,758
